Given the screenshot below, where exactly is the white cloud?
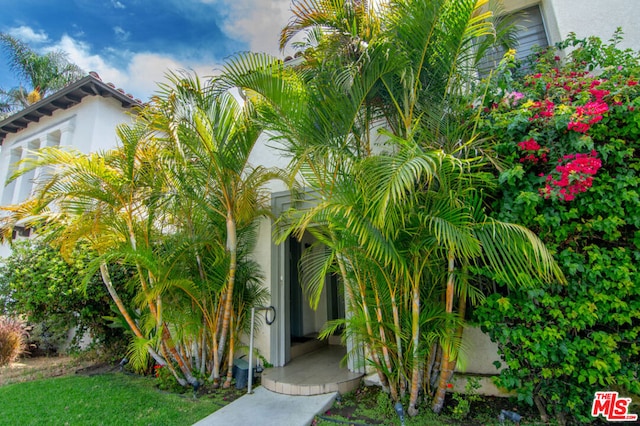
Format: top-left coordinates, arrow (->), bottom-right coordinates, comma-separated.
44,34 -> 220,101
209,0 -> 294,56
52,35 -> 127,84
124,53 -> 219,99
111,0 -> 126,9
7,26 -> 49,44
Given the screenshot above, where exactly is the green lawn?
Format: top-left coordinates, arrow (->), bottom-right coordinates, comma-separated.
0,372 -> 223,426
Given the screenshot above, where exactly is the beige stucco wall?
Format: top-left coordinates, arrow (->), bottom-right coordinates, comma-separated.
457,326 -> 502,375
240,215 -> 275,363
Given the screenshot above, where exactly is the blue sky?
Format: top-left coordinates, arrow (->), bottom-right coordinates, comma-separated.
1,0 -> 293,100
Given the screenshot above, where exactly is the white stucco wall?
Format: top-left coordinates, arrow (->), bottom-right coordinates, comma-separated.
457,326 -> 502,375
245,131 -> 291,365
244,216 -> 275,363
69,96 -> 135,152
0,95 -> 135,258
248,132 -> 290,194
504,0 -> 640,49
545,0 -> 640,50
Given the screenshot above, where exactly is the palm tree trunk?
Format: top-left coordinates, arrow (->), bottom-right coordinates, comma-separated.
353,262 -> 398,400
424,343 -> 437,396
200,325 -> 207,374
407,279 -> 421,416
127,227 -> 159,320
99,262 -> 165,365
162,323 -> 198,386
431,250 -> 456,413
208,296 -> 223,384
214,212 -> 237,385
337,254 -> 393,395
223,311 -> 236,388
372,282 -> 395,391
390,292 -> 406,398
159,343 -> 188,386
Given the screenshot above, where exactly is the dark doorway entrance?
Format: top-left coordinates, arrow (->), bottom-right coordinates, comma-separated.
287,232 -> 345,360
289,236 -> 305,341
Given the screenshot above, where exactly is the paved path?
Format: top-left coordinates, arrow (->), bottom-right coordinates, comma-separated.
193,386 -> 337,426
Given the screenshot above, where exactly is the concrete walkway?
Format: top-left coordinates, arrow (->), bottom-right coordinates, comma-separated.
193,386 -> 337,426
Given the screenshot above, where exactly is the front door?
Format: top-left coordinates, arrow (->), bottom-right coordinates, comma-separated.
270,190 -> 364,371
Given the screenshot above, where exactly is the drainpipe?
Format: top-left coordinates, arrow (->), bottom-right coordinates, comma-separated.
248,306 -> 276,394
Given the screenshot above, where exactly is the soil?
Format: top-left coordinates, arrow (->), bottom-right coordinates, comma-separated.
0,355 -> 98,387
314,384 -> 542,425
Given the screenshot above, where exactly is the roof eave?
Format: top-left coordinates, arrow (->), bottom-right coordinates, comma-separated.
0,75 -> 141,143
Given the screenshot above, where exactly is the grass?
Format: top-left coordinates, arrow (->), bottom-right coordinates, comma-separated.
0,371 -> 226,426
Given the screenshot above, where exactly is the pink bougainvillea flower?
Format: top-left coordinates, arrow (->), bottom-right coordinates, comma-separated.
518,138 -> 541,151
589,88 -> 610,101
541,151 -> 602,201
568,121 -> 590,133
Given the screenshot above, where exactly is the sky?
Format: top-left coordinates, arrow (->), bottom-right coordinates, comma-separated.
0,0 -> 294,101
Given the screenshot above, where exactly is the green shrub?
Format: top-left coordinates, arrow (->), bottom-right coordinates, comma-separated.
0,239 -> 133,354
450,377 -> 482,420
474,31 -> 640,425
0,316 -> 27,366
154,364 -> 183,392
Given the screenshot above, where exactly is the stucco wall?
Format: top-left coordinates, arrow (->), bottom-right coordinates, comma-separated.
0,95 -> 135,258
504,0 -> 640,49
457,326 -> 503,375
244,216 -> 275,363
546,0 -> 640,49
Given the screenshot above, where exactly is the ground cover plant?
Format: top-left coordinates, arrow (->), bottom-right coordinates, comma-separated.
312,383 -> 539,425
474,31 -> 640,424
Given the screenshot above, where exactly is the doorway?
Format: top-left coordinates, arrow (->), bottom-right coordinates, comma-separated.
270,190 -> 363,371
288,233 -> 344,360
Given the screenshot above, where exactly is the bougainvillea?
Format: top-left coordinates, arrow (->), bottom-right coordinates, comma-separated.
517,137 -> 548,164
541,151 -> 602,201
474,31 -> 640,425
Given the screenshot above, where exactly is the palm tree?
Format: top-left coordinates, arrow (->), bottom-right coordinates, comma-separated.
0,127 -> 201,385
219,0 -> 556,417
0,69 -> 279,389
0,33 -> 84,109
144,71 -> 283,387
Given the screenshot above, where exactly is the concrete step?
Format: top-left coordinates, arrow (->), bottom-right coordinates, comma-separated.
262,346 -> 363,396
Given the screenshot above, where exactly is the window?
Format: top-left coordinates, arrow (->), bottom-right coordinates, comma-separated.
1,125 -> 63,207
478,5 -> 550,76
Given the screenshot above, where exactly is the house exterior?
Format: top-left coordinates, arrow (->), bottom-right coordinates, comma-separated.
0,73 -> 141,257
0,0 -> 636,393
505,0 -> 640,55
245,0 -> 640,391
